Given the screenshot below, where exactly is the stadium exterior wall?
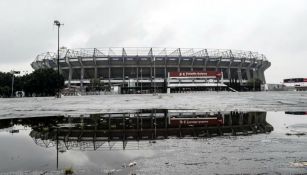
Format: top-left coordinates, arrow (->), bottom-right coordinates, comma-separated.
31,47 -> 271,92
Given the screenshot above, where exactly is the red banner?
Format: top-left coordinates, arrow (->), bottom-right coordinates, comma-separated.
170,117 -> 223,126
169,71 -> 222,78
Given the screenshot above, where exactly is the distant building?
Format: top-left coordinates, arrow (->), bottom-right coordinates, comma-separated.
262,78 -> 307,91
261,83 -> 286,91
31,47 -> 270,93
283,78 -> 307,91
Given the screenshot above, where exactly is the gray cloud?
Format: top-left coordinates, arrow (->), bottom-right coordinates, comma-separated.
0,0 -> 306,82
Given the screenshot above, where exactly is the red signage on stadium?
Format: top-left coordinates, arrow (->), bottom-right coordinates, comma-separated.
169,71 -> 222,78
170,117 -> 224,126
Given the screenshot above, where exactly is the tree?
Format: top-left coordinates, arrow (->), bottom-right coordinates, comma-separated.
0,69 -> 65,97
26,69 -> 65,96
0,72 -> 13,97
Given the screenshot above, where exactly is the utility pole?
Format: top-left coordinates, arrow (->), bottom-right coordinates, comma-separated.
10,70 -> 20,97
217,77 -> 219,92
140,68 -> 143,93
252,68 -> 256,91
11,72 -> 14,97
153,57 -> 156,95
54,20 -> 64,98
216,71 -> 221,92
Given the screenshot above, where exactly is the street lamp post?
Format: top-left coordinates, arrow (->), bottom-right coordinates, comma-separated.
252,68 -> 256,91
140,68 -> 143,93
54,20 -> 63,98
10,70 -> 20,97
216,71 -> 222,92
153,57 -> 156,95
11,72 -> 14,97
217,77 -> 219,92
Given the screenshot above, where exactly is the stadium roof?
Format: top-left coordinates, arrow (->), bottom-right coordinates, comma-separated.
34,47 -> 267,62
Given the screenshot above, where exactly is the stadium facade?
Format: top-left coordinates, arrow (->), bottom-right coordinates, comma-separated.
31,47 -> 270,93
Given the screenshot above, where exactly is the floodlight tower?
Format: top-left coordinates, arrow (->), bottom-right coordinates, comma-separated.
153,57 -> 156,95
54,20 -> 64,98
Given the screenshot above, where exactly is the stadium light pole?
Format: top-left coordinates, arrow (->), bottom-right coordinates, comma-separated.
153,57 -> 156,95
54,20 -> 63,98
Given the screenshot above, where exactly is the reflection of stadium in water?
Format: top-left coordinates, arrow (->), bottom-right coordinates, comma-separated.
1,110 -> 273,151
285,111 -> 307,115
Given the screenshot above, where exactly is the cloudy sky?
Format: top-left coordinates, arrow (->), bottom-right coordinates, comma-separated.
0,0 -> 306,83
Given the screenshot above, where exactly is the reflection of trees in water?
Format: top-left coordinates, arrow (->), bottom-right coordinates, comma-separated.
1,110 -> 273,151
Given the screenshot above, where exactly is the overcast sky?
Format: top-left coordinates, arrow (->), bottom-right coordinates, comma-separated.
0,0 -> 306,83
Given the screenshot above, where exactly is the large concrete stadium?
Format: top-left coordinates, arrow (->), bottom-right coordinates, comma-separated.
31,47 -> 270,93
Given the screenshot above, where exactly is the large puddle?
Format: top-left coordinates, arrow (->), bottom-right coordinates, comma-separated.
0,110 -> 307,174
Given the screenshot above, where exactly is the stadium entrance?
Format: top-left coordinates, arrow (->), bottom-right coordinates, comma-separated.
167,71 -> 228,93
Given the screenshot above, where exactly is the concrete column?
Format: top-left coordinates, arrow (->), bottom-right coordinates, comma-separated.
80,67 -> 84,90
68,67 -> 72,87
253,69 -> 257,80
246,68 -> 251,81
254,113 -> 259,124
122,67 -> 125,86
136,67 -> 139,87
122,55 -> 125,87
108,67 -> 111,85
203,58 -> 207,71
216,58 -> 220,71
150,62 -> 153,86
247,113 -> 252,125
228,58 -> 233,80
94,67 -> 97,79
178,57 -> 180,72
239,113 -> 243,125
259,69 -> 266,83
228,114 -> 232,126
238,68 -> 242,85
164,57 -> 167,78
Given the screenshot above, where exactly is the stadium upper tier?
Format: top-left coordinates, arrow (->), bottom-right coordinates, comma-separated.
31,47 -> 270,86
32,47 -> 268,63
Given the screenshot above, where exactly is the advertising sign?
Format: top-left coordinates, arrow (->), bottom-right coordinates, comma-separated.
169,71 -> 222,78
170,117 -> 224,126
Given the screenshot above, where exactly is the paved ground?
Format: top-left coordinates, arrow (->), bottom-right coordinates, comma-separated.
1,92 -> 307,174
0,91 -> 307,118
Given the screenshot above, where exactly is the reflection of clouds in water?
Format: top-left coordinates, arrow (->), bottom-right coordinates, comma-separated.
266,111 -> 307,134
121,149 -> 156,158
60,150 -> 135,169
60,151 -> 90,167
287,124 -> 307,133
1,111 -> 307,174
58,148 -> 156,170
0,129 -> 56,171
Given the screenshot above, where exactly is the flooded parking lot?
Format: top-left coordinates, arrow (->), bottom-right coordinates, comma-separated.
0,109 -> 307,174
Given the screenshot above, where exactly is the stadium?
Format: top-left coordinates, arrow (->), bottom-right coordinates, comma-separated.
31,47 -> 271,93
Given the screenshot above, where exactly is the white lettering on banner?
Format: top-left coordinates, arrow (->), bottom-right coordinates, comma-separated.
179,120 -> 209,124
170,71 -> 221,78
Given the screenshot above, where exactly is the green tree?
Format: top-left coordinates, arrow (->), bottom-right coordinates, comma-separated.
0,72 -> 13,97
0,69 -> 65,97
26,69 -> 65,96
